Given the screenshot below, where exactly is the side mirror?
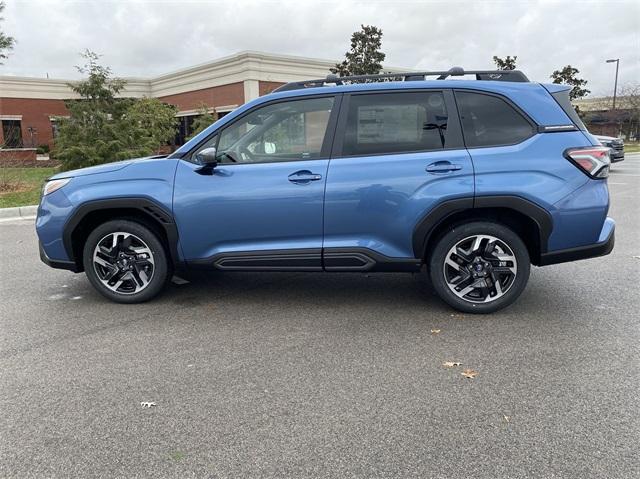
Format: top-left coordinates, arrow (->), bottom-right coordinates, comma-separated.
195,147 -> 218,168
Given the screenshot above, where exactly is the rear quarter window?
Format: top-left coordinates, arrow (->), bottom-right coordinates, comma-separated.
455,91 -> 535,148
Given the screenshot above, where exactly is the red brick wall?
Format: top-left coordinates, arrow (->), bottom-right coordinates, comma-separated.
0,81 -> 268,150
259,81 -> 285,96
0,148 -> 37,162
157,82 -> 245,112
0,98 -> 68,148
585,123 -> 619,137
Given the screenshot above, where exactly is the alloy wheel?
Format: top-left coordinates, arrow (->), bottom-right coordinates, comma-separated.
92,232 -> 155,295
443,234 -> 517,303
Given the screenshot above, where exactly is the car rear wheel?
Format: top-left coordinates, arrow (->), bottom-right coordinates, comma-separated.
428,221 -> 530,314
83,220 -> 170,303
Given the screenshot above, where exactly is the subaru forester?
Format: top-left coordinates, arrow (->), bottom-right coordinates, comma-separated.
36,68 -> 615,313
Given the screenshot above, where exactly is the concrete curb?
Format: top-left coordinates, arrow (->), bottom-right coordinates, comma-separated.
0,205 -> 38,222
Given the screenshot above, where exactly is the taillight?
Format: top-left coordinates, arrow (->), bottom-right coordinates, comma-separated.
564,146 -> 610,179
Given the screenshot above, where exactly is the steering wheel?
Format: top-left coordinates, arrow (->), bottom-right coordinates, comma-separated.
239,146 -> 255,162
220,151 -> 239,163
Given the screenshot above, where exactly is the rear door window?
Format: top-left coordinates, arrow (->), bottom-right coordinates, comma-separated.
339,91 -> 450,156
455,91 -> 534,147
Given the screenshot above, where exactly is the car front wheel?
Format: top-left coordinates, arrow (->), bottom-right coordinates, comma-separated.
82,219 -> 170,303
429,221 -> 530,314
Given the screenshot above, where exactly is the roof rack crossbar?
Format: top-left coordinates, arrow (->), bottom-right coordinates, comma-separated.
273,68 -> 529,93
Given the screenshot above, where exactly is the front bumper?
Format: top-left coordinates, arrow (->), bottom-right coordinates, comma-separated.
39,240 -> 79,272
539,218 -> 615,266
610,150 -> 625,162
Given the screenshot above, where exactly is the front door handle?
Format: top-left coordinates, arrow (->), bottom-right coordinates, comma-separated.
288,170 -> 323,184
426,161 -> 463,173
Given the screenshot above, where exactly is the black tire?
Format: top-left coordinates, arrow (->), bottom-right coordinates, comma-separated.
428,221 -> 530,314
83,219 -> 170,303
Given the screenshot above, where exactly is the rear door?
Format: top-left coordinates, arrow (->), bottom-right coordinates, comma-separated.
323,89 -> 474,267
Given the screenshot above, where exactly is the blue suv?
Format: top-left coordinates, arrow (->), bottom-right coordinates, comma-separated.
36,68 -> 615,313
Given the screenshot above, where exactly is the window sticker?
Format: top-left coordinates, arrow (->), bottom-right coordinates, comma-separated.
356,104 -> 421,144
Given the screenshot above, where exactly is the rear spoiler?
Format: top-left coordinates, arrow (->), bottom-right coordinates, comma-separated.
541,83 -> 572,94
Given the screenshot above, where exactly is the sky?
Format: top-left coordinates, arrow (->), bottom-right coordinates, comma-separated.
2,0 -> 639,97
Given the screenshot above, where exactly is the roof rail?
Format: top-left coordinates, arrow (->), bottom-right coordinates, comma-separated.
273,68 -> 530,93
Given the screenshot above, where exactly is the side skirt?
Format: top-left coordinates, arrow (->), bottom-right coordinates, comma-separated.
189,249 -> 323,271
323,248 -> 421,272
188,248 -> 421,273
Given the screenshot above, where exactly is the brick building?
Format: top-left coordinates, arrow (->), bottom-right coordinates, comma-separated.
0,51 -> 337,149
573,96 -> 639,140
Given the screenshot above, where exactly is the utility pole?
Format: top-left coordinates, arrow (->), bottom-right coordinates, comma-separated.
606,59 -> 620,110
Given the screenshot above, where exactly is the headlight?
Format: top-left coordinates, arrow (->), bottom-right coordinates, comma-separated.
43,178 -> 71,196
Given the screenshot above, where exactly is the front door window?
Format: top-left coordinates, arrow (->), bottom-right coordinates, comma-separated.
210,97 -> 334,164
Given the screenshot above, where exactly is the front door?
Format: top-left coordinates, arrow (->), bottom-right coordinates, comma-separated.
323,90 -> 474,265
173,95 -> 338,270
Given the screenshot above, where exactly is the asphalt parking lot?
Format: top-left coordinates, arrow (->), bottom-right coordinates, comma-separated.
1,154 -> 639,478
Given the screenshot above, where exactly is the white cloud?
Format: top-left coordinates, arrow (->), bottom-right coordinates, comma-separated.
2,0 -> 639,96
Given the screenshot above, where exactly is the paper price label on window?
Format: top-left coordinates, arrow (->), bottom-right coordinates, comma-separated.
357,105 -> 420,144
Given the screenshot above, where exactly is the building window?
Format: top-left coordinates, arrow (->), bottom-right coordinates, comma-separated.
175,115 -> 199,146
51,119 -> 60,139
2,120 -> 23,148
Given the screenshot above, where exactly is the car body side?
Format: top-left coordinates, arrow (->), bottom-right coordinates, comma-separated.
37,80 -> 614,274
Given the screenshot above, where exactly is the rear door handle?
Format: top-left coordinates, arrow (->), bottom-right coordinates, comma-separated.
426,161 -> 462,173
288,170 -> 323,184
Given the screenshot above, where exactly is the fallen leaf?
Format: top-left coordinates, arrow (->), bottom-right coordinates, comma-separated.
443,361 -> 462,368
503,415 -> 510,423
431,329 -> 441,335
633,255 -> 640,260
462,369 -> 478,379
140,401 -> 156,408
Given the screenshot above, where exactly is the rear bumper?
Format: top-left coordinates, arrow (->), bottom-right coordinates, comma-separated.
539,218 -> 615,266
39,241 -> 79,272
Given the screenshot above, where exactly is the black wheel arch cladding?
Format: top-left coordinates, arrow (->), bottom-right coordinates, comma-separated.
412,195 -> 552,261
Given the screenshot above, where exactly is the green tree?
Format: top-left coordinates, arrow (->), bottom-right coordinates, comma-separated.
551,65 -> 590,101
331,25 -> 385,77
0,1 -> 15,64
493,55 -> 517,70
187,104 -> 216,140
127,98 -> 178,147
55,50 -> 177,170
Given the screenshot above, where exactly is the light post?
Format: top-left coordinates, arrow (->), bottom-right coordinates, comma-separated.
606,59 -> 620,110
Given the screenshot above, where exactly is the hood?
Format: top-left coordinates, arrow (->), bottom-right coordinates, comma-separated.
49,155 -> 168,180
